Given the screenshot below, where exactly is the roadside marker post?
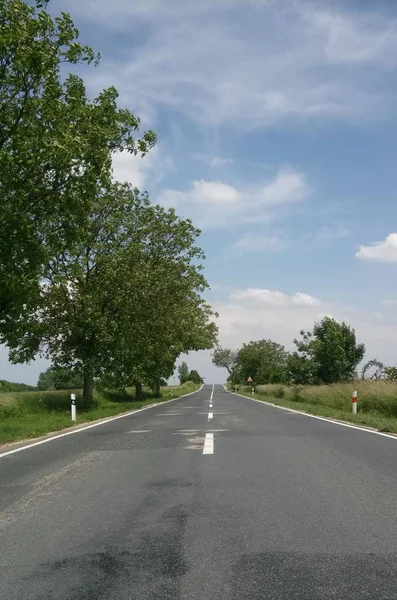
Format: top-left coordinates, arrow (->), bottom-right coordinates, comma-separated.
247,376 -> 253,394
352,390 -> 357,414
71,393 -> 77,422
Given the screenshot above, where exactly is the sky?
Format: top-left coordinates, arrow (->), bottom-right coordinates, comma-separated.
2,0 -> 397,384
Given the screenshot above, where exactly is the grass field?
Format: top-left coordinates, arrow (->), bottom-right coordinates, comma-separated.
0,382 -> 199,445
233,380 -> 397,433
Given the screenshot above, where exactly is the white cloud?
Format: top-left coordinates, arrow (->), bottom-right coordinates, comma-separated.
112,145 -> 173,191
68,1 -> 393,131
356,233 -> 397,263
230,288 -> 321,308
382,300 -> 397,306
232,233 -> 288,255
210,156 -> 234,167
212,288 -> 397,370
156,167 -> 309,229
259,168 -> 308,205
306,10 -> 397,65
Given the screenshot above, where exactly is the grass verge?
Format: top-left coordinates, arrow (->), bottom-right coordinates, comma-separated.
231,381 -> 397,434
0,381 -> 199,446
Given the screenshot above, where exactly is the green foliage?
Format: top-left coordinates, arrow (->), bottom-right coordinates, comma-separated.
385,366 -> 397,381
0,0 -> 156,330
6,183 -> 217,403
290,317 -> 365,385
37,366 -> 82,390
188,369 -> 204,384
236,339 -> 289,385
0,379 -> 36,392
212,346 -> 238,382
178,361 -> 190,385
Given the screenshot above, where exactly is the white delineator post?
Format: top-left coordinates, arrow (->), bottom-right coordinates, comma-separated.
71,393 -> 77,422
352,390 -> 357,414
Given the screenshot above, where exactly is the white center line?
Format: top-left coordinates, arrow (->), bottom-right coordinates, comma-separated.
209,403 -> 213,409
208,412 -> 213,421
127,430 -> 152,433
203,433 -> 214,455
210,385 -> 214,400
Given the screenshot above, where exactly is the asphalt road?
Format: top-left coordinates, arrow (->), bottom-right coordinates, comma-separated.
2,384 -> 397,599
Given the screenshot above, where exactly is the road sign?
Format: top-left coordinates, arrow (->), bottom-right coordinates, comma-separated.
247,376 -> 253,383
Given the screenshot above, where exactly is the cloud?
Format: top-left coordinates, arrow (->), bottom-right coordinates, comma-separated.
212,288 -> 397,368
157,167 -> 309,229
68,0 -> 393,131
210,156 -> 234,167
315,222 -> 351,242
232,233 -> 288,255
305,9 -> 397,65
356,233 -> 397,263
112,145 -> 173,191
382,300 -> 397,306
230,288 -> 321,308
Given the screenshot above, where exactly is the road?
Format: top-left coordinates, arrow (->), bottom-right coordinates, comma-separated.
1,384 -> 397,599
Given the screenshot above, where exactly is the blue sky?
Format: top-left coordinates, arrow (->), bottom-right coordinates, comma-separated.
3,0 -> 397,384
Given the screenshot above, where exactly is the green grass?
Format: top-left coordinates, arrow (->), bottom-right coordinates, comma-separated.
232,380 -> 397,434
0,381 -> 199,445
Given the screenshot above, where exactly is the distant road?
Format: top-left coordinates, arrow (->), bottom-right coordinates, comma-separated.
1,384 -> 397,599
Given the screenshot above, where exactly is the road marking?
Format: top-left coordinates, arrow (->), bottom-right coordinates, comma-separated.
210,385 -> 214,400
226,386 -> 397,441
203,433 -> 214,455
127,430 -> 152,433
156,412 -> 183,416
208,412 -> 213,421
209,403 -> 213,409
197,411 -> 228,414
0,386 -> 204,460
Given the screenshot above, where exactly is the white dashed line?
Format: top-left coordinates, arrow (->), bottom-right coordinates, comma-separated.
127,430 -> 152,433
203,433 -> 214,455
210,385 -> 214,400
208,412 -> 213,421
209,403 -> 213,409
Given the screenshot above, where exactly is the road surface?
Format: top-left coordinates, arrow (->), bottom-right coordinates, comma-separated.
1,384 -> 397,599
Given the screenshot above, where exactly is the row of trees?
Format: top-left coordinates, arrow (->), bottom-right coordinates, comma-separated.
1,1 -> 217,403
177,361 -> 204,385
212,316 -> 372,386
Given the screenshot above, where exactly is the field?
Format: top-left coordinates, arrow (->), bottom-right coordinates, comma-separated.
234,380 -> 397,433
0,382 -> 199,445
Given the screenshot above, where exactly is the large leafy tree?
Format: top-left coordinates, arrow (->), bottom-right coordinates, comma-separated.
291,316 -> 365,384
7,184 -> 217,403
236,339 -> 289,385
0,0 -> 155,332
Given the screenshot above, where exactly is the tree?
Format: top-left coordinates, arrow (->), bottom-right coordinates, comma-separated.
212,346 -> 239,382
188,369 -> 204,385
178,362 -> 190,385
385,366 -> 397,381
7,184 -> 218,404
236,339 -> 289,384
38,367 -> 81,390
0,0 -> 156,333
361,359 -> 385,380
291,316 -> 365,384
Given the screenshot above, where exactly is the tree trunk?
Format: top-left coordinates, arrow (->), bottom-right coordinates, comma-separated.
83,365 -> 94,406
154,378 -> 161,398
135,382 -> 143,401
